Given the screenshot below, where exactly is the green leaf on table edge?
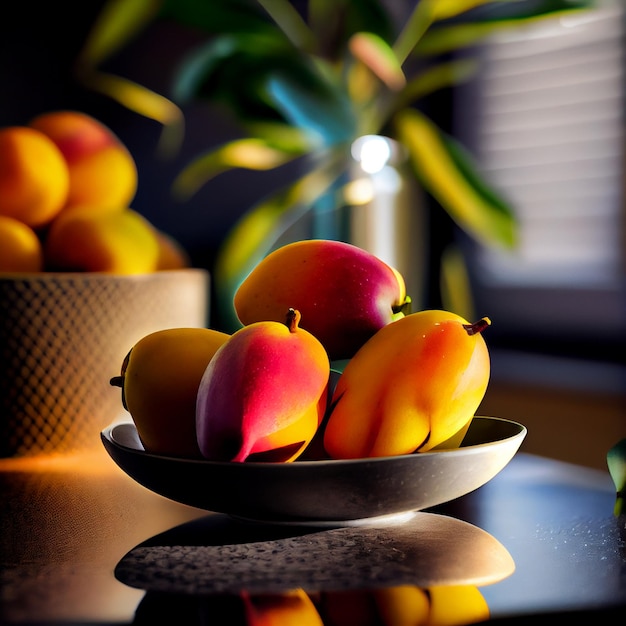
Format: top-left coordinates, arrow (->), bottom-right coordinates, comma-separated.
394,108 -> 517,250
607,438 -> 626,517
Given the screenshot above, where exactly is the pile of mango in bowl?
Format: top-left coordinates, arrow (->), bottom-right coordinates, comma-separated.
109,238 -> 494,464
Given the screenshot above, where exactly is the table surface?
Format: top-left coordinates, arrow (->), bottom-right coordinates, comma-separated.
1,442 -> 625,625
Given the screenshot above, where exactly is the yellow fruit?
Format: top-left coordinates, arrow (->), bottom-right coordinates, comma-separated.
324,310 -> 491,459
319,585 -> 489,626
0,215 -> 44,272
427,585 -> 490,625
29,110 -> 137,211
43,206 -> 160,274
242,589 -> 324,626
0,126 -> 70,227
110,327 -> 230,458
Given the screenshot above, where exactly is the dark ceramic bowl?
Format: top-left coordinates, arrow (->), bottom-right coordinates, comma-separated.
101,416 -> 526,526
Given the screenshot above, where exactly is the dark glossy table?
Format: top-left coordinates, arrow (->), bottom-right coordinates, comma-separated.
1,443 -> 624,624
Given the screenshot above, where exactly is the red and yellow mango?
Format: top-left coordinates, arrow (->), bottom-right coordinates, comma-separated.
29,110 -> 138,212
196,308 -> 330,462
234,239 -> 410,361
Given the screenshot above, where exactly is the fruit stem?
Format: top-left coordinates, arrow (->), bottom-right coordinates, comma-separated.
463,317 -> 492,336
286,307 -> 301,333
392,296 -> 412,316
110,376 -> 123,388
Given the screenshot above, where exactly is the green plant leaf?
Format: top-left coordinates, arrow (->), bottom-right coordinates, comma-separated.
440,243 -> 475,321
307,0 -> 397,57
416,1 -> 594,56
171,33 -> 291,103
78,71 -> 184,155
348,32 -> 406,91
213,147 -> 347,330
159,0 -> 271,34
391,0 -> 498,64
427,0 -> 507,21
76,0 -> 162,70
394,108 -> 516,249
171,138 -> 305,200
256,0 -> 316,51
607,438 -> 626,517
265,69 -> 357,144
393,58 -> 479,110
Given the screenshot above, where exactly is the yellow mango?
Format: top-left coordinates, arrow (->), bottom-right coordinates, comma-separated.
318,585 -> 488,626
242,589 -> 323,626
323,310 -> 491,459
43,206 -> 160,274
110,327 -> 230,458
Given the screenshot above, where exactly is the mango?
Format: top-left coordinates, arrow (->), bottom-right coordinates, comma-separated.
427,586 -> 490,625
196,308 -> 330,462
0,215 -> 44,272
0,126 -> 70,227
323,310 -> 491,459
29,110 -> 138,212
43,206 -> 160,274
318,585 -> 489,625
242,589 -> 323,626
234,239 -> 410,361
110,327 -> 230,458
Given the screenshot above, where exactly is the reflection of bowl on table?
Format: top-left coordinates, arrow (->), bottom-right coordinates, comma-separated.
115,510 -> 516,595
101,416 -> 526,526
0,269 -> 209,457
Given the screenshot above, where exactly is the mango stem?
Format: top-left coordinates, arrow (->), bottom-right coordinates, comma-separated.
463,317 -> 491,336
286,307 -> 301,332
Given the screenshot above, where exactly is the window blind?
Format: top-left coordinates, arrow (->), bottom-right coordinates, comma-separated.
458,3 -> 624,288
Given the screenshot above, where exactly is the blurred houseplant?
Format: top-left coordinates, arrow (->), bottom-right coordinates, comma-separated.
75,0 -> 594,329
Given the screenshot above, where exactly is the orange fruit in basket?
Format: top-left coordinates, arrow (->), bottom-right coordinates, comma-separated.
29,110 -> 138,212
0,215 -> 44,272
0,126 -> 70,228
44,206 -> 160,274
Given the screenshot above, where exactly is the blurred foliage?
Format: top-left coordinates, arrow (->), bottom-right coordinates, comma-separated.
76,0 -> 595,328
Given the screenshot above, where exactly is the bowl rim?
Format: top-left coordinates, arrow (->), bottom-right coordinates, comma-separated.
102,415 -> 528,468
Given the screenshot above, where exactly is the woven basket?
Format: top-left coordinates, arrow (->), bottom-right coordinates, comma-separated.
0,269 -> 209,457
